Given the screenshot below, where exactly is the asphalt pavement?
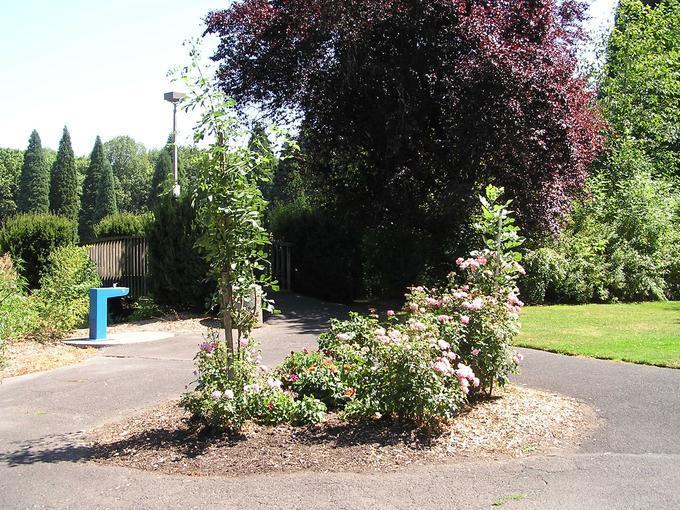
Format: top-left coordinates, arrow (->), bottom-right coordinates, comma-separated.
1,293 -> 678,509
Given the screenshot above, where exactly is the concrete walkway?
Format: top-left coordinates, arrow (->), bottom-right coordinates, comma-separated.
0,293 -> 678,509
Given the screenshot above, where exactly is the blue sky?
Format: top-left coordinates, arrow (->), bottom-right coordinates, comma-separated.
0,0 -> 617,156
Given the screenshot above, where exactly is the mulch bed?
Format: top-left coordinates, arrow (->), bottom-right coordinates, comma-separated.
1,340 -> 96,379
88,385 -> 597,477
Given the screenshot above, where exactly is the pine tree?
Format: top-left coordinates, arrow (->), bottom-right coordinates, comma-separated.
49,126 -> 80,220
79,136 -> 105,239
17,130 -> 50,213
148,151 -> 173,210
94,157 -> 118,224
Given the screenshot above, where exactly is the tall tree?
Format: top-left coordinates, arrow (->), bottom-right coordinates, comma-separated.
600,0 -> 679,182
49,127 -> 80,220
79,136 -> 105,239
94,157 -> 118,223
148,151 -> 173,210
17,130 -> 50,214
104,136 -> 153,213
206,0 -> 605,295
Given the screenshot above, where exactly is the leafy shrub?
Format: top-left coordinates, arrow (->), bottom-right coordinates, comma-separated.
30,245 -> 101,340
522,165 -> 679,304
127,297 -> 164,322
0,214 -> 77,288
94,212 -> 153,239
276,350 -> 347,408
147,194 -> 213,311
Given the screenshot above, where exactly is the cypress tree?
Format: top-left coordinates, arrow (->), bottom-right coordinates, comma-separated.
49,126 -> 80,220
148,151 -> 173,210
94,157 -> 118,224
79,136 -> 105,239
17,130 -> 50,213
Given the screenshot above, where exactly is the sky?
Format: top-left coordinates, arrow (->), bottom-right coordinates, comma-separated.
0,0 -> 618,156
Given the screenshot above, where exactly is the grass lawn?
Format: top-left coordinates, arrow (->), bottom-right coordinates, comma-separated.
517,301 -> 680,368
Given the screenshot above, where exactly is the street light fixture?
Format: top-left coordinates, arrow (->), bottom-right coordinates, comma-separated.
164,91 -> 186,198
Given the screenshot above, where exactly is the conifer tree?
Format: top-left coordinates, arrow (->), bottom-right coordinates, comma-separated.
148,151 -> 173,210
248,124 -> 276,200
94,157 -> 118,223
49,126 -> 80,220
17,130 -> 50,213
79,136 -> 105,239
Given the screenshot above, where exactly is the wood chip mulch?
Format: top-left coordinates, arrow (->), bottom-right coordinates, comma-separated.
87,385 -> 597,477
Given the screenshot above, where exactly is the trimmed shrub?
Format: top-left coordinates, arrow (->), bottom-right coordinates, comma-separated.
30,245 -> 101,340
147,194 -> 213,310
94,212 -> 154,239
0,214 -> 77,288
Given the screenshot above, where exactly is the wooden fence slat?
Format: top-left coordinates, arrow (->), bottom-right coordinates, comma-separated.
87,236 -> 149,299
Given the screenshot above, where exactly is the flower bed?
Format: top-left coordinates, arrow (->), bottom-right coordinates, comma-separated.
182,186 -> 528,431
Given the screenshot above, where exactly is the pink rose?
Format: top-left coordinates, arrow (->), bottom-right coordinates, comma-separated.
460,315 -> 470,325
472,348 -> 480,357
387,310 -> 396,317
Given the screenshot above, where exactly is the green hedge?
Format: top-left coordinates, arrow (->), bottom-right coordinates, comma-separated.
0,214 -> 77,288
94,212 -> 154,238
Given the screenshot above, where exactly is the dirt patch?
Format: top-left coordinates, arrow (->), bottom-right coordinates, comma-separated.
88,385 -> 597,477
1,340 -> 96,379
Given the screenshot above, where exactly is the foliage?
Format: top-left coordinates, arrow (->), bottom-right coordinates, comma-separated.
0,148 -> 23,222
517,301 -> 680,368
94,212 -> 153,239
0,214 -> 77,288
94,153 -> 118,224
206,0 -> 604,295
127,297 -> 164,322
49,127 -> 80,220
599,0 -> 679,182
184,185 -> 525,431
0,255 -> 33,361
30,245 -> 101,341
17,130 -> 50,214
147,192 -> 213,311
521,155 -> 679,303
248,124 -> 277,200
104,136 -> 153,213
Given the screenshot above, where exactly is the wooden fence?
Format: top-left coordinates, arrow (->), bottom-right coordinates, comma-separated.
87,237 -> 292,298
87,236 -> 148,298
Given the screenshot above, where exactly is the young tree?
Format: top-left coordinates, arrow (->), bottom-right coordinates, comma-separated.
79,136 -> 105,239
17,130 -> 50,214
49,127 -> 80,220
181,46 -> 275,358
94,156 -> 118,223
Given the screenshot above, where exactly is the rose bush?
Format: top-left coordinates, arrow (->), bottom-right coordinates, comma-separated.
183,185 -> 525,431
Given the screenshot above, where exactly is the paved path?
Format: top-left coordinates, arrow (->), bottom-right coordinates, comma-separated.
0,293 -> 678,509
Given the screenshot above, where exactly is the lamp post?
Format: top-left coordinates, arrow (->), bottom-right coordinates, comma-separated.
163,91 -> 186,198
